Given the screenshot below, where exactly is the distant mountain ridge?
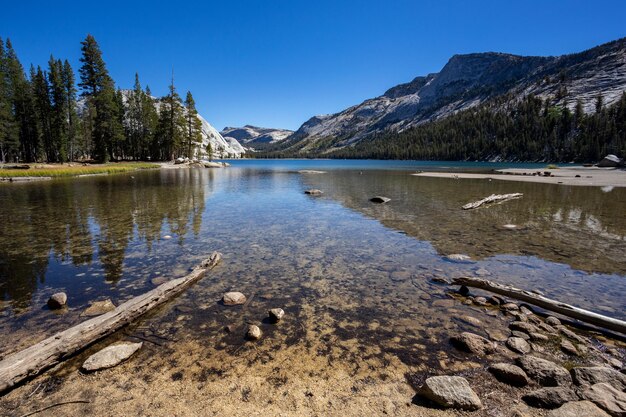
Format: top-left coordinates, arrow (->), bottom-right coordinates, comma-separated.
220,125 -> 293,150
269,37 -> 626,156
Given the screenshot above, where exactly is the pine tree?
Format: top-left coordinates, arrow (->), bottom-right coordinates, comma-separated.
48,56 -> 68,161
5,39 -> 39,162
155,75 -> 185,160
184,91 -> 203,159
0,38 -> 19,162
141,85 -> 158,160
31,66 -> 53,161
62,60 -> 79,160
127,73 -> 143,159
78,34 -> 123,162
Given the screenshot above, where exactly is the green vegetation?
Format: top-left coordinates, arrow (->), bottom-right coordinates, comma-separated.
0,35 -> 203,164
0,162 -> 158,178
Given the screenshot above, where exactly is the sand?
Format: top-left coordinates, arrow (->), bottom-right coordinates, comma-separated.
413,167 -> 626,187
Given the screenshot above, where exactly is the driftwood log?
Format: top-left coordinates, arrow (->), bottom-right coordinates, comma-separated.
0,251 -> 222,395
452,277 -> 626,334
462,193 -> 523,210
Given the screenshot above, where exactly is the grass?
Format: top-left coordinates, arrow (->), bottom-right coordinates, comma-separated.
0,162 -> 159,178
546,164 -> 559,169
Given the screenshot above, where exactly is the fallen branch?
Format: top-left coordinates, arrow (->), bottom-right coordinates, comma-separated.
452,276 -> 626,334
0,252 -> 222,395
462,193 -> 523,210
18,399 -> 91,417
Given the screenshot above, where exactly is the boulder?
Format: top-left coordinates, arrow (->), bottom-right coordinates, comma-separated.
269,308 -> 285,322
82,342 -> 142,372
517,356 -> 572,386
507,337 -> 532,354
546,316 -> 562,326
523,387 -> 579,409
304,189 -> 323,195
47,292 -> 67,309
581,383 -> 626,416
597,154 -> 624,168
450,332 -> 497,355
246,325 -> 262,340
502,303 -> 520,311
510,321 -> 539,334
370,196 -> 391,203
81,299 -> 116,317
488,363 -> 529,387
548,401 -> 610,417
223,292 -> 246,305
561,340 -> 580,356
418,375 -> 482,410
572,367 -> 626,390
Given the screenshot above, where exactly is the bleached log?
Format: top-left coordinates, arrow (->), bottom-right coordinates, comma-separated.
0,252 -> 222,395
452,276 -> 626,334
462,193 -> 523,210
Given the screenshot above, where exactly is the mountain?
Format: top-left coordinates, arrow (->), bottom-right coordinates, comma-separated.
220,125 -> 293,150
271,37 -> 626,156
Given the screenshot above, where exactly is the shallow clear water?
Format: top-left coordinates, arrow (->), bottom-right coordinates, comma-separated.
0,161 -> 625,360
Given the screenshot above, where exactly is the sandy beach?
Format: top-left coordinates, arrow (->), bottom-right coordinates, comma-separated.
413,167 -> 626,188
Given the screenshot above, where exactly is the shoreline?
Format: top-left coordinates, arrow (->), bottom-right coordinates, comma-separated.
413,167 -> 626,187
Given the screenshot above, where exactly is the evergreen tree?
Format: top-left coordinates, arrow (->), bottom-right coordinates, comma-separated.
155,75 -> 185,160
184,91 -> 202,158
78,34 -> 123,162
31,65 -> 53,161
5,39 -> 39,162
48,56 -> 68,161
62,60 -> 79,160
141,85 -> 158,160
0,38 -> 19,162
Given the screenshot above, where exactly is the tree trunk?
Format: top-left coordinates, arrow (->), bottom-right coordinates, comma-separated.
0,252 -> 222,395
451,276 -> 626,334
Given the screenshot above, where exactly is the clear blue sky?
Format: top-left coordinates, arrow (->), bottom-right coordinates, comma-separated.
3,0 -> 626,131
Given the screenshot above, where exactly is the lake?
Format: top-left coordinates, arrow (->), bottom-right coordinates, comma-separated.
1,160 -> 625,414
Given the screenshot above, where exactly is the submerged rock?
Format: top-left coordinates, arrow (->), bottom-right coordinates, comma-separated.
419,375 -> 482,410
246,325 -> 262,340
81,299 -> 116,317
548,401 -> 610,417
488,363 -> 529,386
370,196 -> 391,203
223,292 -> 246,305
304,189 -> 323,195
445,254 -> 473,263
517,356 -> 572,387
82,342 -> 142,372
523,387 -> 579,409
269,308 -> 285,322
450,332 -> 497,355
47,292 -> 67,309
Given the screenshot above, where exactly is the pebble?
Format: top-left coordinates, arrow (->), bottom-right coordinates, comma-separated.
246,325 -> 262,340
269,308 -> 285,322
81,299 -> 116,317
